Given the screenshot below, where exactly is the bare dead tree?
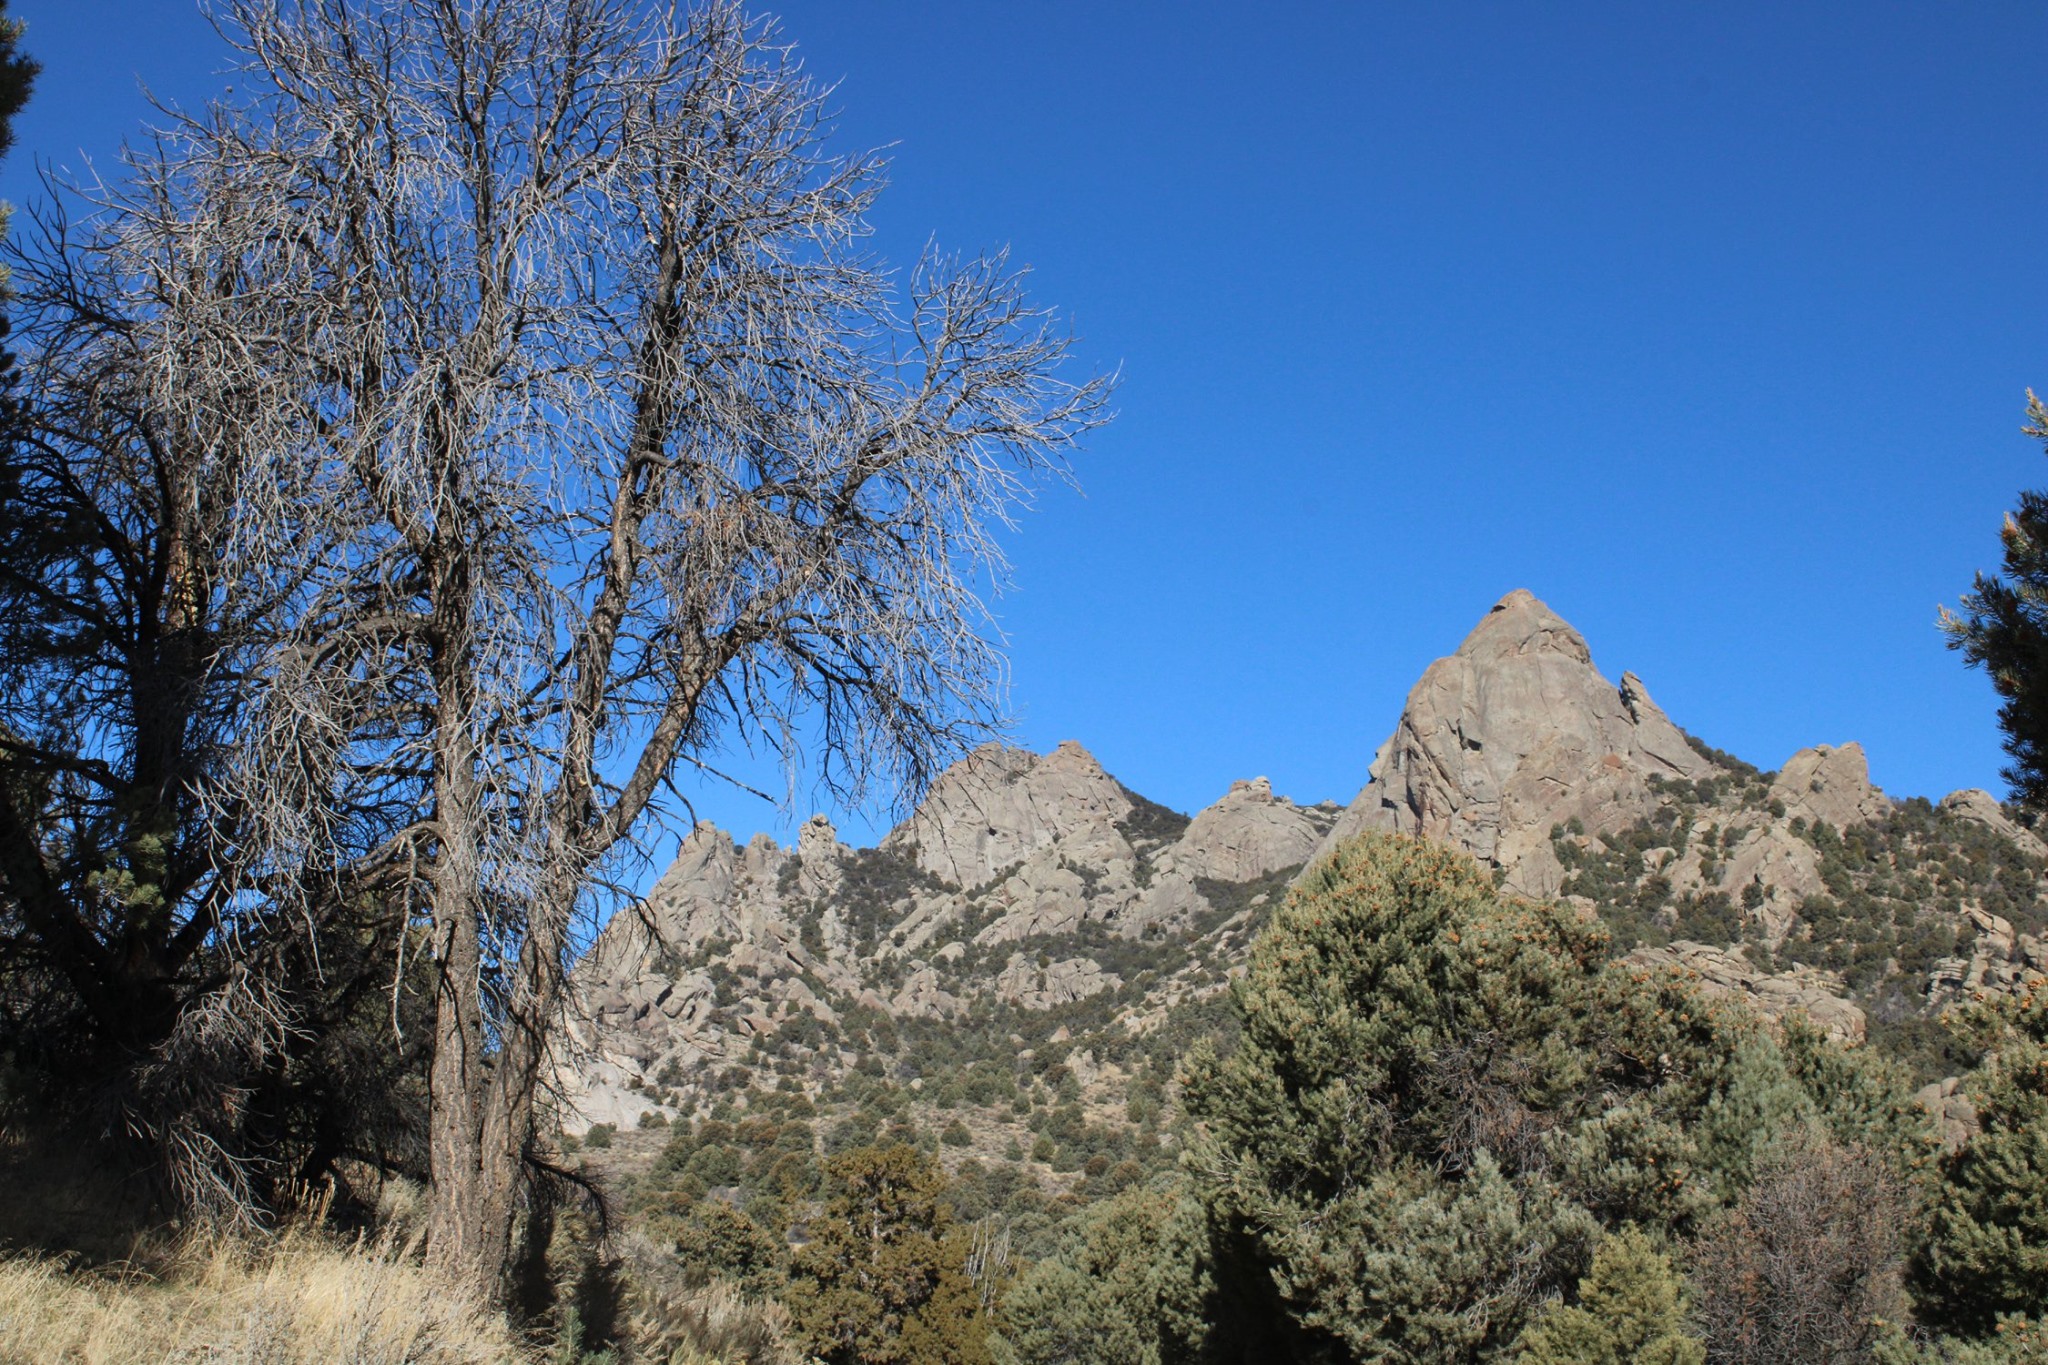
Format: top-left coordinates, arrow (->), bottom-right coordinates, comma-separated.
60,0 -> 1109,1296
1687,1131 -> 1911,1364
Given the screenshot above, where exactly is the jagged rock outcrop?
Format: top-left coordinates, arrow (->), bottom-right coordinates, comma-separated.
1712,825 -> 1825,946
1941,788 -> 2048,858
890,966 -> 962,1020
1322,589 -> 1714,896
556,741 -> 1330,1131
993,954 -> 1122,1010
1627,940 -> 1866,1043
1772,744 -> 1889,829
882,740 -> 1135,888
1926,903 -> 2048,1007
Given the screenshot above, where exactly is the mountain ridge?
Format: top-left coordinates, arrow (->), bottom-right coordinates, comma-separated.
555,589 -> 2048,1143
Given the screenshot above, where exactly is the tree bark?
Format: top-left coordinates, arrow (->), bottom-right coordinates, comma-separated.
422,507 -> 497,1285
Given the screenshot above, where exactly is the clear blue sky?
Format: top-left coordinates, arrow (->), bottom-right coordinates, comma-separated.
11,2 -> 2045,857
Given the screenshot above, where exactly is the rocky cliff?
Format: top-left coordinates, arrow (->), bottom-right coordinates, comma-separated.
556,590 -> 2048,1138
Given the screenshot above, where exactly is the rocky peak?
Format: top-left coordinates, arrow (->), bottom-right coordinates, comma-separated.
1169,775 -> 1327,883
794,813 -> 846,900
556,588 -> 2048,1136
880,740 -> 1135,887
1321,589 -> 1715,895
1771,743 -> 1889,829
1466,586 -> 1596,665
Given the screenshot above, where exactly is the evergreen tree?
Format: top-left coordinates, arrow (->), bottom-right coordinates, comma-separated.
785,1144 -> 992,1365
1180,833 -> 1811,1363
1875,1315 -> 2048,1365
671,1199 -> 785,1299
1941,391 -> 2048,808
1911,986 -> 2048,1332
1779,1015 -> 1935,1174
0,0 -> 37,283
1512,1227 -> 1704,1365
996,1179 -> 1215,1365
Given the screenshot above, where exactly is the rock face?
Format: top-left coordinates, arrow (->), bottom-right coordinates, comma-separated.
881,741 -> 1134,888
1925,904 -> 2048,1008
1940,789 -> 2048,858
1772,744 -> 1889,829
1322,589 -> 1714,897
1171,778 -> 1325,883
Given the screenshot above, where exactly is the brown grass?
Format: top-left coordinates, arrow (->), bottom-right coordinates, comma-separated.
613,1230 -> 798,1365
0,1225 -> 538,1365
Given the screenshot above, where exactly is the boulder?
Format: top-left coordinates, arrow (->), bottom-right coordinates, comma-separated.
1915,1076 -> 1980,1152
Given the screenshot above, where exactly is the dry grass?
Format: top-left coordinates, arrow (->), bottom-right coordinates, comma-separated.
0,1225 -> 538,1365
0,1134 -> 788,1365
612,1231 -> 797,1365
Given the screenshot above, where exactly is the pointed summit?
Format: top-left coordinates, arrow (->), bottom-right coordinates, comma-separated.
1457,587 -> 1595,666
1321,590 -> 1716,895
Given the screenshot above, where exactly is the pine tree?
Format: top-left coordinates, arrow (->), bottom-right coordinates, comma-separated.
1513,1227 -> 1704,1365
1941,391 -> 2048,808
1875,1315 -> 2048,1365
1911,986 -> 2048,1333
0,0 -> 37,285
784,1144 -> 992,1365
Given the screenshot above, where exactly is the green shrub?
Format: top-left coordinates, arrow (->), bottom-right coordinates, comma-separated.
1913,987 -> 2048,1332
997,1180 -> 1214,1365
1182,833 -> 1812,1362
1512,1227 -> 1702,1365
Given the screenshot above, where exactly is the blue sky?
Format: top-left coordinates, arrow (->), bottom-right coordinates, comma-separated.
10,2 -> 2046,857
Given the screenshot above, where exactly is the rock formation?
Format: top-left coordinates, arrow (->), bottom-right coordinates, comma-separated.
1771,743 -> 1890,829
882,740 -> 1136,888
1626,940 -> 1866,1043
556,743 -> 1335,1130
1939,788 -> 2047,858
1322,589 -> 1715,896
